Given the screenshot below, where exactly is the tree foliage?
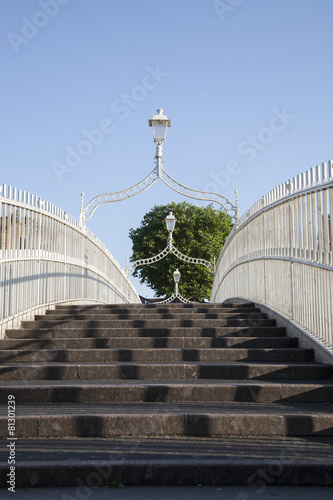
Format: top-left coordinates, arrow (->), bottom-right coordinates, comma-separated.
129,202 -> 233,300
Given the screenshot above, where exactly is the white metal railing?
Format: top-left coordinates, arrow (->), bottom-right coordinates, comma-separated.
211,161 -> 333,354
0,184 -> 140,337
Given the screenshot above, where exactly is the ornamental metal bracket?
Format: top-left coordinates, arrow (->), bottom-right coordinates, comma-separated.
159,165 -> 238,220
80,157 -> 238,226
79,166 -> 159,226
158,290 -> 193,304
170,245 -> 214,273
126,235 -> 214,276
126,245 -> 170,276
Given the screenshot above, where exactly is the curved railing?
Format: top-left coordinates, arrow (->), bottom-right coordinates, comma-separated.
0,184 -> 140,337
211,161 -> 333,357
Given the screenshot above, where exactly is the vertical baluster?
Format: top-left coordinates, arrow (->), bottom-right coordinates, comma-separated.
47,213 -> 51,258
278,203 -> 283,256
323,267 -> 329,346
291,196 -> 296,259
307,265 -> 311,338
322,187 -> 329,265
322,162 -> 328,183
306,169 -> 311,188
32,210 -> 37,257
11,203 -> 17,256
279,203 -> 286,256
302,193 -> 307,261
18,206 -> 22,256
284,200 -> 289,256
0,202 -> 2,255
302,172 -> 306,190
306,192 -> 312,261
26,208 -> 31,257
292,176 -> 296,194
329,186 -> 333,258
329,160 -> 333,181
311,189 -> 318,261
287,198 -> 292,259
297,192 -> 302,259
4,203 -> 9,257
317,190 -> 324,264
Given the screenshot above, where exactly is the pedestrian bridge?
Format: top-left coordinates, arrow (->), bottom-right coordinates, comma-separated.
0,161 -> 332,361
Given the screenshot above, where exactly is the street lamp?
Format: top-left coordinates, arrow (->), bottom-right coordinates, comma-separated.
165,211 -> 176,249
149,108 -> 171,145
165,212 -> 176,233
149,108 -> 171,176
173,268 -> 180,293
173,268 -> 180,282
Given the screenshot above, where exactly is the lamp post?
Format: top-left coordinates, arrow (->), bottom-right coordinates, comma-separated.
173,268 -> 181,294
149,109 -> 171,174
165,211 -> 176,249
158,268 -> 192,304
79,109 -> 238,226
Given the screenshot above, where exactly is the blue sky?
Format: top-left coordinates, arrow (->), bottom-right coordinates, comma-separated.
1,0 -> 333,297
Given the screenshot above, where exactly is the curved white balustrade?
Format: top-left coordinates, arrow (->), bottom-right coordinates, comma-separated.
211,161 -> 333,357
0,185 -> 140,337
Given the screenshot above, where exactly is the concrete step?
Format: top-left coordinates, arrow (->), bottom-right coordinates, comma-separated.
5,326 -> 286,339
1,299 -> 332,488
47,306 -> 263,315
1,436 -> 332,487
54,302 -> 257,311
0,336 -> 299,349
0,348 -> 314,364
36,311 -> 265,320
1,380 -> 333,404
1,402 -> 333,439
0,362 -> 332,381
21,318 -> 277,329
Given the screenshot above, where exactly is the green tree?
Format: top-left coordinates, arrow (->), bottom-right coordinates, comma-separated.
129,202 -> 233,300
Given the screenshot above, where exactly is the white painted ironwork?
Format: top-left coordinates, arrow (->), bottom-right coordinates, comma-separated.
158,268 -> 193,304
126,242 -> 214,275
0,184 -> 140,338
159,166 -> 238,220
126,245 -> 170,275
170,245 -> 215,272
211,160 -> 333,356
158,290 -> 192,304
79,109 -> 238,225
79,167 -> 160,226
126,213 -> 215,275
80,164 -> 238,224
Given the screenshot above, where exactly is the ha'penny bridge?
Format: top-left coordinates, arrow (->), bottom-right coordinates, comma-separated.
0,110 -> 332,489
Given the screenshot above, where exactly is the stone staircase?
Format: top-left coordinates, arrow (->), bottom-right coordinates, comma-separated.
1,301 -> 333,488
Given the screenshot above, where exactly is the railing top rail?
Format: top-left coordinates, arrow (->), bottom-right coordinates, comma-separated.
0,183 -> 77,224
222,160 -> 333,250
238,160 -> 333,228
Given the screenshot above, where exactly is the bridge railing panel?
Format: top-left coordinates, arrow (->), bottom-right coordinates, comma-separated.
0,185 -> 140,337
211,161 -> 333,354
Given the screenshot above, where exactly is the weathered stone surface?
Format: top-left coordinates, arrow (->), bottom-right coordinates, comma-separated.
1,302 -> 333,486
